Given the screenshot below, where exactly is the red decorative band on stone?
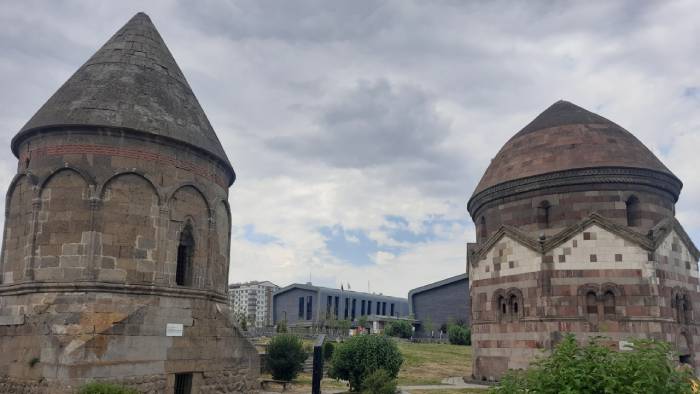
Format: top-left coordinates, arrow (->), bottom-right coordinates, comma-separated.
23,144 -> 228,188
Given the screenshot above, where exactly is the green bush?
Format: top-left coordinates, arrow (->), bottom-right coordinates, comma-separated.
361,369 -> 397,394
276,320 -> 288,333
266,334 -> 308,381
384,320 -> 412,339
323,341 -> 335,361
77,382 -> 139,394
329,334 -> 403,391
447,324 -> 471,346
491,334 -> 694,394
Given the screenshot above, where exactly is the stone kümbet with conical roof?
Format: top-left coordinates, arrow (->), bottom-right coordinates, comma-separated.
14,12 -> 234,183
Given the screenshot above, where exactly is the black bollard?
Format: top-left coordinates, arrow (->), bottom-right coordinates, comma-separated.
311,334 -> 326,394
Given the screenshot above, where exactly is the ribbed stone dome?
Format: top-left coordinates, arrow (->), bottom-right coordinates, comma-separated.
472,100 -> 676,196
13,12 -> 233,181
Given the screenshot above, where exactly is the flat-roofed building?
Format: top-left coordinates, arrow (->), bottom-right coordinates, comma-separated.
229,281 -> 279,328
273,283 -> 409,327
409,273 -> 470,334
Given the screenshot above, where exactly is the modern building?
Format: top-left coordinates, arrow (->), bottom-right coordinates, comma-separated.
228,281 -> 279,328
409,273 -> 469,334
467,100 -> 699,380
273,283 -> 409,327
0,13 -> 258,393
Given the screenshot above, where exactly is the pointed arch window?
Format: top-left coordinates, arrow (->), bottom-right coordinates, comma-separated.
176,222 -> 195,286
586,292 -> 598,315
626,195 -> 640,227
603,291 -> 616,315
538,200 -> 551,229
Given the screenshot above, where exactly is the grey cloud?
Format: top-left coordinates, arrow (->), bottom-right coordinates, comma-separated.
266,79 -> 449,167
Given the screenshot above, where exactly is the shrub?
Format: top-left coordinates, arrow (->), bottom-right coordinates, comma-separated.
329,334 -> 403,391
491,334 -> 694,394
323,341 -> 335,361
384,320 -> 412,339
361,369 -> 397,394
447,324 -> 471,346
266,334 -> 308,381
77,382 -> 139,394
276,320 -> 288,333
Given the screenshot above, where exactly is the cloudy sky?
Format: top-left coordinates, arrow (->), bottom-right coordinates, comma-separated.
1,1 -> 699,297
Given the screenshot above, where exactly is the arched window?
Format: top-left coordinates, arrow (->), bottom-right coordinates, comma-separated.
538,200 -> 551,229
176,222 -> 195,286
626,195 -> 640,227
603,291 -> 616,315
480,216 -> 487,241
498,295 -> 507,319
509,294 -> 519,317
586,292 -> 598,315
676,294 -> 692,324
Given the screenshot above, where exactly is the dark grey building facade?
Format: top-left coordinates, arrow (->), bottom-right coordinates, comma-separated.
273,283 -> 409,327
409,273 -> 469,333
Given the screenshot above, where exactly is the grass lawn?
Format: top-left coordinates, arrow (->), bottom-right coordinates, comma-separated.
397,342 -> 473,385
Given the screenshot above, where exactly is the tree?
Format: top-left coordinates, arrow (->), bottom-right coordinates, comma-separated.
239,314 -> 248,331
423,316 -> 434,337
338,319 -> 352,335
384,320 -> 412,339
358,316 -> 369,331
266,334 -> 308,381
492,334 -> 694,394
447,324 -> 470,345
329,334 -> 403,392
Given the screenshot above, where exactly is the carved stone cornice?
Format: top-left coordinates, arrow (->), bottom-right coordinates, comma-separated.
468,166 -> 683,218
0,281 -> 228,302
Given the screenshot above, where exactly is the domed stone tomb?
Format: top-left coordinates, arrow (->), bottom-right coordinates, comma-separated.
0,13 -> 257,393
467,101 -> 699,381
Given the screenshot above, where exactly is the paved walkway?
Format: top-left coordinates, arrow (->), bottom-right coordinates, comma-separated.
399,376 -> 490,393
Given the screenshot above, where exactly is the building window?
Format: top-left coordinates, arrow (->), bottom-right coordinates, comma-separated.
382,302 -> 387,316
306,296 -> 313,320
626,195 -> 640,226
334,296 -> 340,318
376,301 -> 381,315
351,299 -> 356,320
176,222 -> 195,286
603,291 -> 616,315
327,296 -> 332,316
361,300 -> 366,316
174,373 -> 193,394
345,298 -> 349,319
298,297 -> 305,319
538,200 -> 551,229
586,292 -> 598,315
390,303 -> 395,316
368,300 -> 372,315
480,216 -> 487,241
675,292 -> 692,324
510,294 -> 519,316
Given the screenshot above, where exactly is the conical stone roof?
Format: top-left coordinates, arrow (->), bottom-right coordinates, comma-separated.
14,12 -> 233,179
472,100 -> 677,195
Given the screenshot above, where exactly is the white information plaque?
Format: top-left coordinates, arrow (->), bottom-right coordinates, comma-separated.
166,323 -> 184,337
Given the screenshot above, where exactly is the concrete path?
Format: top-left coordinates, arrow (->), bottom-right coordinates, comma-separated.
399,376 -> 490,393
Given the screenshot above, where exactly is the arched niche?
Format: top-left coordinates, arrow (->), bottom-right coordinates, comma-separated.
213,201 -> 231,292
1,176 -> 34,283
35,169 -> 90,281
99,173 -> 159,283
168,185 -> 210,288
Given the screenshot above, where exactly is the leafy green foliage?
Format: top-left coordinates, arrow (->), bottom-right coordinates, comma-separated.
447,324 -> 471,346
77,382 -> 139,394
329,335 -> 404,391
361,369 -> 398,394
491,334 -> 694,394
276,320 -> 288,333
384,320 -> 413,339
358,315 -> 370,329
266,334 -> 308,381
323,341 -> 335,361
